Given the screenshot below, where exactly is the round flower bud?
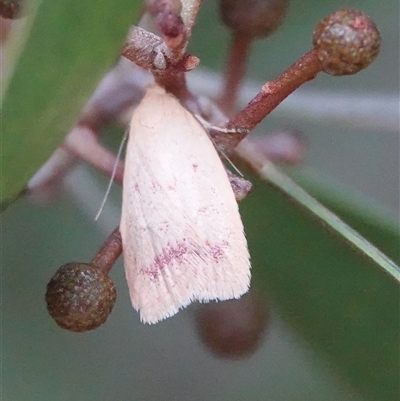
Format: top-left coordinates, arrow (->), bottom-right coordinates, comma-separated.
45,263 -> 117,332
195,292 -> 269,358
219,0 -> 288,39
313,9 -> 381,76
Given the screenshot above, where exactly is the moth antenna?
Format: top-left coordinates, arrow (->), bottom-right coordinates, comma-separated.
95,129 -> 128,221
194,114 -> 244,177
220,148 -> 244,177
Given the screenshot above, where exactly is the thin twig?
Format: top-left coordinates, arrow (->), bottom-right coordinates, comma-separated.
63,126 -> 124,184
90,226 -> 123,274
217,34 -> 252,115
186,68 -> 398,132
228,50 -> 321,131
211,50 -> 322,156
180,0 -> 203,37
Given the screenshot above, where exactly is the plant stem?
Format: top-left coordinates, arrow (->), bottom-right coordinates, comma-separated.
181,0 -> 203,36
91,227 -> 123,274
211,50 -> 322,156
63,126 -> 124,183
217,34 -> 252,115
228,49 -> 322,132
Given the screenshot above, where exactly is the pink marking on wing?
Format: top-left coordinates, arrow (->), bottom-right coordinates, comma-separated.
150,181 -> 163,193
155,242 -> 189,267
198,206 -> 209,214
140,239 -> 230,282
141,241 -> 191,282
157,221 -> 170,233
143,269 -> 160,281
205,240 -> 228,262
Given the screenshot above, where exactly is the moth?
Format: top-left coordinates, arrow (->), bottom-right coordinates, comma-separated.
120,84 -> 251,324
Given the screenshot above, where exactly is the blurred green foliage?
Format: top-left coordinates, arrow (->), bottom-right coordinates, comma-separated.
1,0 -> 141,206
1,1 -> 399,400
243,176 -> 399,401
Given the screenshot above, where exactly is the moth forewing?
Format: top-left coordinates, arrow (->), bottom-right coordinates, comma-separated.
120,84 -> 251,324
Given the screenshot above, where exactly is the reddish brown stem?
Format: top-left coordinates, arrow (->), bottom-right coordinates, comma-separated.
153,71 -> 190,100
0,16 -> 12,42
181,0 -> 203,36
214,49 -> 322,155
154,70 -> 205,116
122,25 -> 199,103
229,49 -> 322,131
217,34 -> 252,115
227,50 -> 322,132
62,126 -> 125,183
91,227 -> 123,274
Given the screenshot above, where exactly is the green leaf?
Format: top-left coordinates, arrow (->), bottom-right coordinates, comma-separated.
253,160 -> 399,281
1,0 -> 141,207
242,175 -> 399,401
